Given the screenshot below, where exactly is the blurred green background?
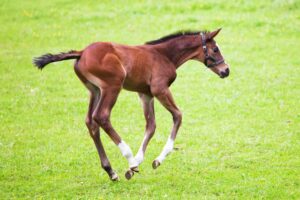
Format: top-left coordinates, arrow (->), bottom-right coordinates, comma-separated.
0,0 -> 299,199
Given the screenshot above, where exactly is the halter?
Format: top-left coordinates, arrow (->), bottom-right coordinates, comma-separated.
200,33 -> 224,68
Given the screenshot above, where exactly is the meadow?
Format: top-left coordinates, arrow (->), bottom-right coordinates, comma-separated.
0,0 -> 299,199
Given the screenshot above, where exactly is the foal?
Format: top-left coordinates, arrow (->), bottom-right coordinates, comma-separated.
33,28 -> 229,181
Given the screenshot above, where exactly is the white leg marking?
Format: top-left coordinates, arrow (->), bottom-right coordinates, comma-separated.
135,149 -> 144,165
156,137 -> 174,163
118,141 -> 138,168
134,137 -> 146,165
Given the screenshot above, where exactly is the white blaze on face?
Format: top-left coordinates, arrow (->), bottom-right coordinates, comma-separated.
156,137 -> 174,163
118,141 -> 138,168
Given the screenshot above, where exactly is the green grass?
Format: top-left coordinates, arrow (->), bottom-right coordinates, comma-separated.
1,0 -> 300,199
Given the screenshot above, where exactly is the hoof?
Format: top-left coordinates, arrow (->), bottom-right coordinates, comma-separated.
152,160 -> 160,169
110,172 -> 119,181
125,166 -> 139,180
125,169 -> 134,180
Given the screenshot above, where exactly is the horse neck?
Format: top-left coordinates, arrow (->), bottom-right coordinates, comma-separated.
155,35 -> 200,68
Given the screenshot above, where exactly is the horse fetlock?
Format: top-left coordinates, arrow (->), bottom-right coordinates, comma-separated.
118,141 -> 138,167
155,137 -> 174,164
163,138 -> 174,153
110,171 -> 119,181
128,157 -> 138,168
134,151 -> 144,165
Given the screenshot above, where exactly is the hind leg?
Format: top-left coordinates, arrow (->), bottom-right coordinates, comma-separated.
75,65 -> 118,181
85,83 -> 119,181
76,53 -> 138,180
92,86 -> 138,180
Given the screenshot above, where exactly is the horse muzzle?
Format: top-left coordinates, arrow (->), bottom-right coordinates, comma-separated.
219,68 -> 230,78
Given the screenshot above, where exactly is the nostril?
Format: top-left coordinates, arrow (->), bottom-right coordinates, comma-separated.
225,68 -> 229,74
220,71 -> 226,77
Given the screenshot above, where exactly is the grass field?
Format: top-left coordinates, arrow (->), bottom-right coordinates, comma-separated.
1,0 -> 300,199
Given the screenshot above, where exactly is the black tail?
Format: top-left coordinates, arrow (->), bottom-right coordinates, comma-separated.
33,50 -> 82,70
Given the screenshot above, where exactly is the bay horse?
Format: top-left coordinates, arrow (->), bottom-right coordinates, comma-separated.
33,28 -> 229,181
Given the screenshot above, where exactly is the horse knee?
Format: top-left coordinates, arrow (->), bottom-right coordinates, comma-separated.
150,122 -> 156,134
146,121 -> 156,137
173,110 -> 182,125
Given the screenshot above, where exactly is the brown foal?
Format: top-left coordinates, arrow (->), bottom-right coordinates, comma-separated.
33,28 -> 229,181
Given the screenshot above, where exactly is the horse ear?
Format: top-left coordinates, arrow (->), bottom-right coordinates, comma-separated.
208,28 -> 222,39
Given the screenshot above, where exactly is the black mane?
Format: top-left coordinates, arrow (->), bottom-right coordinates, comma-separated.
146,30 -> 209,45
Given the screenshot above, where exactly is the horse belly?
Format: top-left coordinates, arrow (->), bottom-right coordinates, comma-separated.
122,76 -> 151,94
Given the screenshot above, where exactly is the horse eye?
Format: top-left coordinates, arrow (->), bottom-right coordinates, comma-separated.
213,47 -> 219,53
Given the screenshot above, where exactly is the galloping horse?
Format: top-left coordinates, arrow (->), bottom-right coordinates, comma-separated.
33,28 -> 229,181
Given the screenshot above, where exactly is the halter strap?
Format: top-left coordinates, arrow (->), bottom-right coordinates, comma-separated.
200,32 -> 224,68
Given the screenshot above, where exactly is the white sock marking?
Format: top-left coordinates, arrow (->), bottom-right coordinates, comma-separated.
118,141 -> 138,168
134,136 -> 147,165
135,150 -> 144,165
156,137 -> 174,163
